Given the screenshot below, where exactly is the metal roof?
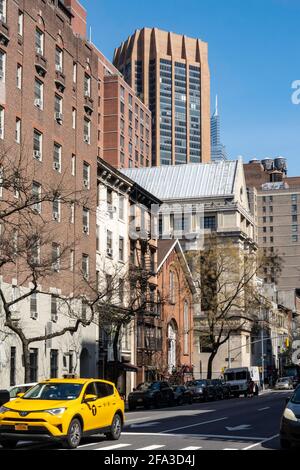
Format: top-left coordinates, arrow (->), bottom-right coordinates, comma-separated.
121,161 -> 238,201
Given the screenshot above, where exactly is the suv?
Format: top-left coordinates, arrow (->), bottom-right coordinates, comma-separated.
211,379 -> 231,400
186,380 -> 216,402
128,381 -> 174,410
0,378 -> 125,449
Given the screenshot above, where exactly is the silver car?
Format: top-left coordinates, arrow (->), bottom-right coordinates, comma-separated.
275,377 -> 294,390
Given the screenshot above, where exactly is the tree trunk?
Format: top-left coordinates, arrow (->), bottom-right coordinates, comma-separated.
207,351 -> 217,379
22,341 -> 31,383
111,324 -> 122,386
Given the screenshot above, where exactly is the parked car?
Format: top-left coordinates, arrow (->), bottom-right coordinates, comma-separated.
171,385 -> 193,405
8,383 -> 37,400
0,378 -> 125,449
0,391 -> 10,407
186,380 -> 216,402
280,385 -> 300,449
211,379 -> 231,400
275,377 -> 294,391
128,382 -> 174,411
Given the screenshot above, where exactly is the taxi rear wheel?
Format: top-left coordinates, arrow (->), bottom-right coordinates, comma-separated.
63,418 -> 82,449
105,413 -> 122,441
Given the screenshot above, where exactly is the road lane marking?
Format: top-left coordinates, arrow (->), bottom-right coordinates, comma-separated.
258,407 -> 270,411
123,432 -> 264,441
242,434 -> 279,450
96,443 -> 132,451
137,445 -> 166,450
130,422 -> 160,428
224,448 -> 239,451
226,425 -> 251,431
161,417 -> 228,433
181,447 -> 202,450
126,417 -> 151,423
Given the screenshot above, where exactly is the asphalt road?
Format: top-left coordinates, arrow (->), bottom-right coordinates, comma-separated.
0,389 -> 291,451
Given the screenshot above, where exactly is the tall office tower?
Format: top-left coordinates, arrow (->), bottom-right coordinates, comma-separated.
211,95 -> 227,162
113,28 -> 211,166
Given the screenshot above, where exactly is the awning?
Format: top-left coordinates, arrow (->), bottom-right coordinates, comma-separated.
108,361 -> 138,373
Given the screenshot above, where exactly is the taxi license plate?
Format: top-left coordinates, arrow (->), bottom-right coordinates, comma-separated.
15,424 -> 28,431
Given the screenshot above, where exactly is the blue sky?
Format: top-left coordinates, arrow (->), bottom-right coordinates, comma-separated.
80,0 -> 300,176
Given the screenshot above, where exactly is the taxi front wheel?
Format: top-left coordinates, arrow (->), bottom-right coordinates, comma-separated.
62,418 -> 82,449
105,413 -> 122,441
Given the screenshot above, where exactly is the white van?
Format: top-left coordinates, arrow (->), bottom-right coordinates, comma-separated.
224,367 -> 261,397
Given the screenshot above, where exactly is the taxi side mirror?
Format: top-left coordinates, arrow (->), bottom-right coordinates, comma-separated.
84,394 -> 97,403
16,393 -> 25,398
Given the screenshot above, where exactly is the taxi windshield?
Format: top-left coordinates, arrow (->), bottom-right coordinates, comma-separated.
23,383 -> 83,401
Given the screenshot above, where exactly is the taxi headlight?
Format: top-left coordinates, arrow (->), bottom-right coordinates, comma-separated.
283,408 -> 298,422
44,408 -> 66,416
0,406 -> 10,414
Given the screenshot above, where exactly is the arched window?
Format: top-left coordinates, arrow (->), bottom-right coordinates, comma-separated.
169,270 -> 175,304
183,301 -> 189,355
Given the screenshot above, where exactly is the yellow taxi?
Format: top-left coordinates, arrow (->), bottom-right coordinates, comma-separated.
0,377 -> 125,449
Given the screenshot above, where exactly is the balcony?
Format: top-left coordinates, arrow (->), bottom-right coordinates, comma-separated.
84,95 -> 94,115
55,70 -> 66,92
35,53 -> 48,77
0,20 -> 9,46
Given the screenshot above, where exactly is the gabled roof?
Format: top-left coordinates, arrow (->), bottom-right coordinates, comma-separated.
157,239 -> 197,294
121,161 -> 238,201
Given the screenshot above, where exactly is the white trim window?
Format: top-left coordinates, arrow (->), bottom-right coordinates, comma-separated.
82,207 -> 89,234
71,154 -> 76,176
34,78 -> 43,109
84,74 -> 91,97
17,64 -> 22,89
0,0 -> 7,23
30,293 -> 38,320
51,295 -> 58,322
0,106 -> 4,139
18,11 -> 24,36
35,28 -> 44,55
0,50 -> 6,83
55,47 -> 63,72
15,118 -> 21,144
33,129 -> 42,160
73,62 -> 77,84
82,254 -> 89,280
83,162 -> 90,189
52,197 -> 61,222
84,118 -> 91,144
32,181 -> 42,213
53,142 -> 62,172
183,301 -> 189,355
70,202 -> 75,224
52,243 -> 60,272
72,108 -> 76,129
54,94 -> 63,123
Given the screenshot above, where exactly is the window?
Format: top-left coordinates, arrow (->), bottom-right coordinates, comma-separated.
73,62 -> 77,83
30,236 -> 40,265
33,130 -> 42,160
96,225 -> 100,251
119,278 -> 125,305
54,95 -> 63,121
119,195 -> 125,220
82,300 -> 88,321
0,105 -> 3,139
292,194 -> 298,203
52,243 -> 60,272
29,349 -> 38,383
204,216 -> 216,230
170,271 -> 176,304
72,108 -> 76,129
82,254 -> 89,280
292,205 -> 298,214
292,235 -> 298,243
10,347 -> 16,387
70,202 -> 75,224
50,350 -> 58,378
84,74 -> 91,97
0,50 -> 5,83
71,154 -> 76,176
17,64 -> 22,89
18,11 -> 23,36
30,293 -> 38,319
70,250 -> 74,272
53,143 -> 62,172
119,236 -> 124,262
52,197 -> 60,222
0,0 -> 6,22
32,181 -> 41,213
35,29 -> 44,55
15,118 -> 21,144
120,85 -> 125,100
51,295 -> 58,322
120,134 -> 124,147
83,162 -> 90,189
107,230 -> 113,257
84,118 -> 91,144
120,101 -> 125,114
184,301 -> 189,355
55,47 -> 63,72
34,79 -> 43,109
83,207 -> 89,234
129,94 -> 133,107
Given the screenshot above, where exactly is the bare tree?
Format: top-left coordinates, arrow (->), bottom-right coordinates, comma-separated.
188,234 -> 282,379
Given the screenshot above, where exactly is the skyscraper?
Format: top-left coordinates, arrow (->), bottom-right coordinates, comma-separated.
113,28 -> 211,167
211,95 -> 227,162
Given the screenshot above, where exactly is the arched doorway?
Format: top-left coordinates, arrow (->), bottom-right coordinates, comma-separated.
168,320 -> 178,374
80,348 -> 89,378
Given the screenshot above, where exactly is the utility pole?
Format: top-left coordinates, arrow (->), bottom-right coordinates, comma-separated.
228,333 -> 231,368
261,324 -> 265,391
